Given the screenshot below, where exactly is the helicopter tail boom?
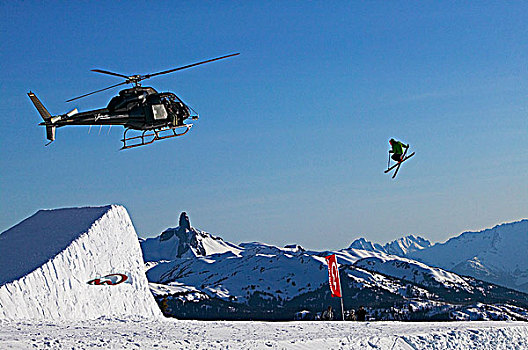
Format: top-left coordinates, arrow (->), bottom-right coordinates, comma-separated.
28,91 -> 52,121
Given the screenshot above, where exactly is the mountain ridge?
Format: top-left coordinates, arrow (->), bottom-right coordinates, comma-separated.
140,214 -> 528,320
347,219 -> 527,293
409,219 -> 528,293
349,235 -> 432,256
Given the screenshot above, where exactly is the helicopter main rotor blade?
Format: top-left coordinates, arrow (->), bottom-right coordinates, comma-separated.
66,53 -> 240,102
66,81 -> 127,102
145,53 -> 240,79
91,69 -> 130,79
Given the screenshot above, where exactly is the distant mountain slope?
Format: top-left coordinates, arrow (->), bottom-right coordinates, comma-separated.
408,219 -> 528,293
349,235 -> 432,256
354,256 -> 471,290
384,235 -> 432,256
348,220 -> 528,293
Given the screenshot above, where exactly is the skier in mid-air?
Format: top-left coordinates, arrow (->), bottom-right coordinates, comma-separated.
389,138 -> 409,163
385,138 -> 415,178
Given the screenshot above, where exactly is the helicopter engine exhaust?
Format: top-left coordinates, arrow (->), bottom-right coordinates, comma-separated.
66,108 -> 78,117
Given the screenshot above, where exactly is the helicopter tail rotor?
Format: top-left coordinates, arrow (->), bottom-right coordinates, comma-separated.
45,125 -> 56,143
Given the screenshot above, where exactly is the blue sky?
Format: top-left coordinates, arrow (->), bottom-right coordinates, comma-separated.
1,2 -> 526,250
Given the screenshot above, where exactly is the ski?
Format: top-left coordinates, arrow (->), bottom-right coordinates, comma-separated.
391,152 -> 415,178
384,152 -> 415,174
384,161 -> 401,173
387,145 -> 409,174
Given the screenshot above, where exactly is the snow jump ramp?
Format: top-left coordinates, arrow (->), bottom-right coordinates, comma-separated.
0,205 -> 162,320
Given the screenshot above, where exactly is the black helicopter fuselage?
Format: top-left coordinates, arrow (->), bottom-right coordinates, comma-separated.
43,87 -> 191,131
29,52 -> 239,149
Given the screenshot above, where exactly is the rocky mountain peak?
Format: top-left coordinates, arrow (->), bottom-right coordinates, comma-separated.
141,212 -> 242,262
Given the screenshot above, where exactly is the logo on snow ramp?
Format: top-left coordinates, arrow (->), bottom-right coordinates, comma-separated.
87,273 -> 129,285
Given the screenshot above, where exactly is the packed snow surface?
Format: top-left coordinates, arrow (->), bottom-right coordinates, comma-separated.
0,205 -> 161,320
0,318 -> 527,349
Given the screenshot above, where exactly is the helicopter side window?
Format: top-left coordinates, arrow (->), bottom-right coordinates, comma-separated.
152,104 -> 168,120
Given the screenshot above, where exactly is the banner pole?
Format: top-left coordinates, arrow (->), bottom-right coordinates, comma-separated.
338,266 -> 344,321
336,256 -> 344,321
340,296 -> 345,321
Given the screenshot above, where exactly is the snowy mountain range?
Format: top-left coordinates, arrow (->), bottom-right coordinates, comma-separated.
410,220 -> 528,293
348,220 -> 528,293
349,235 -> 432,256
141,214 -> 528,320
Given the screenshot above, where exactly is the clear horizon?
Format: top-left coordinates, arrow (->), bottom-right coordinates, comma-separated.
3,204 -> 526,251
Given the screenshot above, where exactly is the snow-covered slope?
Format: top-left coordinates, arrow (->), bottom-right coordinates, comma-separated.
145,237 -> 414,303
348,220 -> 527,293
0,205 -> 161,320
408,219 -> 528,293
144,230 -> 487,305
354,256 -> 472,291
349,235 -> 432,256
146,242 -> 328,302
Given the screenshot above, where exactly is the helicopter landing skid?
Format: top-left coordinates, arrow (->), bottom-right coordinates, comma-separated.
120,124 -> 192,150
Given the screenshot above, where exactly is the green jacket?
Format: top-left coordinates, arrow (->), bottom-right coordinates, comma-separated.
390,141 -> 407,155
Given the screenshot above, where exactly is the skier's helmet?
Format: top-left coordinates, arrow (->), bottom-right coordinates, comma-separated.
389,138 -> 395,145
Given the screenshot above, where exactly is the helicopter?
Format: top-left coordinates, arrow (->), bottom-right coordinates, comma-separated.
28,53 -> 239,149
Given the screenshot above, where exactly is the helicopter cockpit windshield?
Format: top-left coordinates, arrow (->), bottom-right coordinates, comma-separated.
158,93 -> 191,126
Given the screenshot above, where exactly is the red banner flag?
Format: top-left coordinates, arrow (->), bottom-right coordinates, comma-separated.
325,254 -> 342,298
